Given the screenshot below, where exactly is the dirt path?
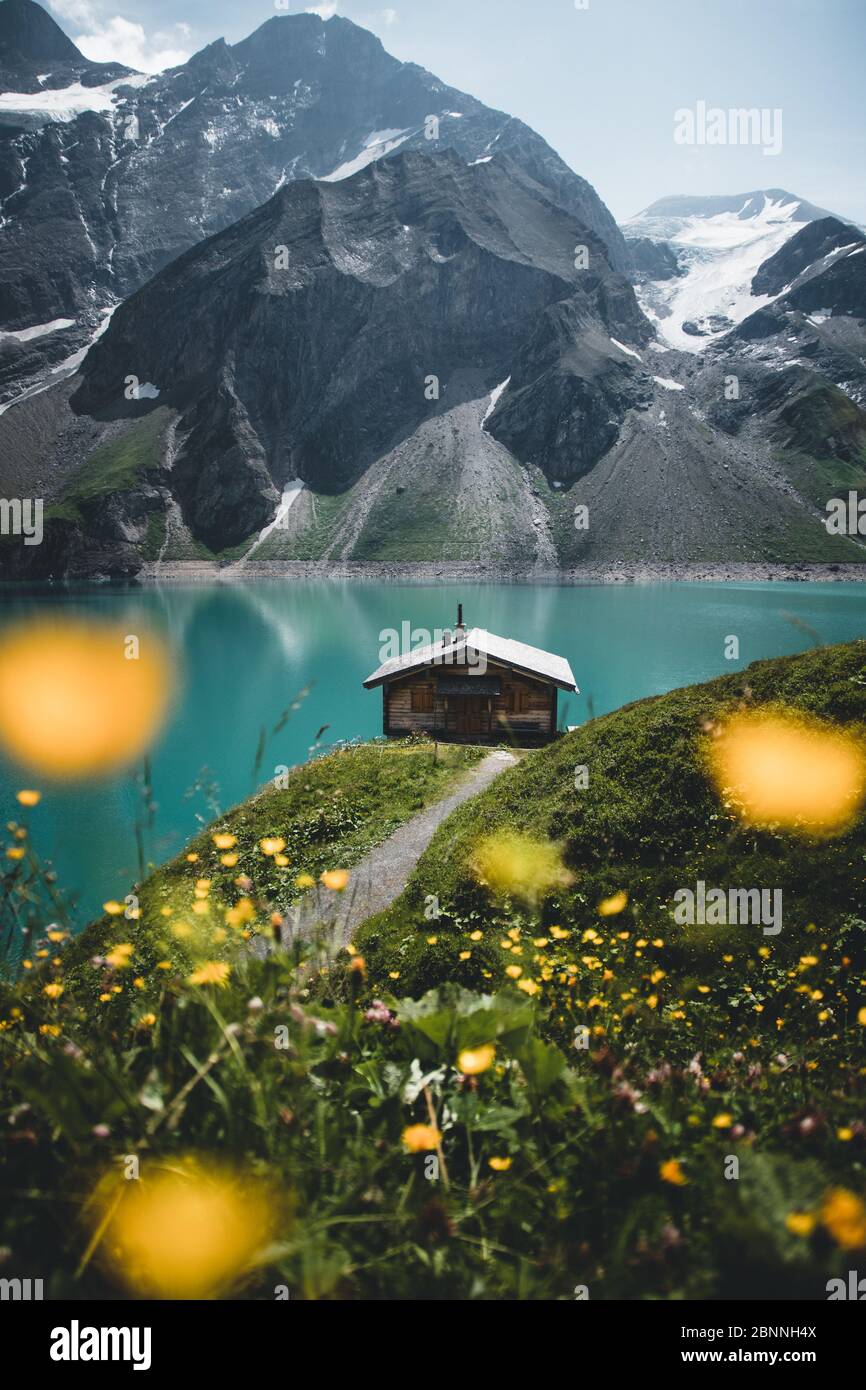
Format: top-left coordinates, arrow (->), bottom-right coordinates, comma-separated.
278,748 -> 517,948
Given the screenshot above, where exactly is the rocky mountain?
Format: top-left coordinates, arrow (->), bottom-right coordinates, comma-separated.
622,189 -> 854,350
0,0 -> 132,126
3,146 -> 865,582
0,1 -> 627,405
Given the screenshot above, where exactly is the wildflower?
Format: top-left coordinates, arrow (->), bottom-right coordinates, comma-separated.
820,1188 -> 866,1250
785,1212 -> 816,1238
259,837 -> 286,856
295,873 -> 315,890
712,1113 -> 733,1129
858,1007 -> 866,1026
212,833 -> 237,850
39,1023 -> 60,1037
188,962 -> 231,989
598,890 -> 628,916
16,790 -> 40,806
471,830 -> 573,905
706,707 -> 866,837
365,1001 -> 398,1029
659,1159 -> 687,1186
105,944 -> 134,969
139,1013 -> 157,1028
517,978 -> 540,996
0,619 -> 171,778
43,983 -> 64,999
103,900 -> 125,916
320,869 -> 349,891
488,1157 -> 512,1172
402,1124 -> 442,1152
220,853 -> 239,867
457,1044 -> 495,1075
838,1127 -> 854,1142
349,955 -> 366,974
505,964 -> 522,979
5,847 -> 25,860
98,1158 -> 275,1299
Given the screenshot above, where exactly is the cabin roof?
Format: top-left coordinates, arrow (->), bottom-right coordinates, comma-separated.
362,627 -> 578,692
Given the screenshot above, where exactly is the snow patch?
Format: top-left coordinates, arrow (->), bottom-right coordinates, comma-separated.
0,317 -> 75,343
610,337 -> 642,361
481,376 -> 510,428
653,375 -> 684,391
320,127 -> 413,181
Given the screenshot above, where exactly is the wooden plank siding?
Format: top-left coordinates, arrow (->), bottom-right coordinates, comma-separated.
383,660 -> 558,741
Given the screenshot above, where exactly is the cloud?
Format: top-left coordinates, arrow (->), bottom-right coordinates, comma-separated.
381,7 -> 398,24
73,16 -> 190,73
306,3 -> 338,16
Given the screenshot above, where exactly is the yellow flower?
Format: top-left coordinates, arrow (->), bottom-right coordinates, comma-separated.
294,872 -> 315,890
712,1113 -> 733,1129
320,868 -> 350,891
858,1007 -> 866,1026
505,964 -> 522,979
349,955 -> 366,973
820,1188 -> 866,1250
188,962 -> 231,989
706,707 -> 866,837
139,1013 -> 157,1028
106,943 -> 134,969
598,890 -> 628,917
660,1159 -> 688,1186
488,1157 -> 512,1172
838,1127 -> 854,1142
133,977 -> 145,990
98,1158 -> 275,1299
39,1023 -> 60,1037
43,982 -> 64,999
785,1212 -> 816,1238
274,854 -> 290,868
458,950 -> 471,960
220,853 -> 239,867
259,837 -> 286,856
517,978 -> 540,996
5,846 -> 25,860
457,1043 -> 495,1075
471,830 -> 573,905
402,1124 -> 441,1153
0,619 -> 171,779
103,900 -> 125,916
212,833 -> 237,850
16,789 -> 41,806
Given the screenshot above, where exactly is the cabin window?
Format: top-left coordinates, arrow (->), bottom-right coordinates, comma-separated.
505,688 -> 531,713
411,686 -> 434,713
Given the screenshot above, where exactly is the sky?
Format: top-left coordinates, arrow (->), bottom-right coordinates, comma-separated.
44,0 -> 866,224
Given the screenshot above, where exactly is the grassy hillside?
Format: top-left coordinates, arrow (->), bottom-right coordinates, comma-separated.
356,641 -> 866,1000
3,648 -> 866,1300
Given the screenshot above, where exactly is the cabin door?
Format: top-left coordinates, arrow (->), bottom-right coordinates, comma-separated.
455,695 -> 487,734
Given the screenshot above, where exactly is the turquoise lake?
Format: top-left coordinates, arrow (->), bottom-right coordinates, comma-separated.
1,579 -> 864,924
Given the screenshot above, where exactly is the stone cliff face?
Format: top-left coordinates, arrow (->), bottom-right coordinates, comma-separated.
70,149 -> 647,553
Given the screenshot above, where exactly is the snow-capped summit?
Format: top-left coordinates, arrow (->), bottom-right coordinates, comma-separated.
623,189 -> 851,351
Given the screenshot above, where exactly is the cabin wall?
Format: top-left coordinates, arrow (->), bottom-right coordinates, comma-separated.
383,665 -> 557,740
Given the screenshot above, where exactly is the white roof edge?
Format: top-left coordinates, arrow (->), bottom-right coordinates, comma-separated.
363,626 -> 577,691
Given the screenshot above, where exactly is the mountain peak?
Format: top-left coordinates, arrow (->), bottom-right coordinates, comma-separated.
0,0 -> 83,64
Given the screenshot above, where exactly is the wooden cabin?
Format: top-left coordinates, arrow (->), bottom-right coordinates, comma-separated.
363,605 -> 578,744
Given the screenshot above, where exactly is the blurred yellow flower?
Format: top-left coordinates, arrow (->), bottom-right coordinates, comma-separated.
188,962 -> 231,989
706,707 -> 866,837
598,890 -> 628,917
402,1124 -> 441,1152
488,1156 -> 512,1172
212,833 -> 237,850
102,900 -> 125,916
43,983 -> 64,999
712,1113 -> 733,1129
471,830 -> 573,905
821,1188 -> 866,1250
259,837 -> 286,856
295,873 -> 315,890
517,978 -> 540,996
0,619 -> 171,779
16,789 -> 40,806
660,1159 -> 688,1186
457,1043 -> 495,1075
785,1211 -> 816,1238
98,1159 -> 275,1299
320,869 -> 350,891
106,943 -> 134,969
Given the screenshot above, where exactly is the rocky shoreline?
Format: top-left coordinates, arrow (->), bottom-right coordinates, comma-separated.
137,559 -> 866,586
